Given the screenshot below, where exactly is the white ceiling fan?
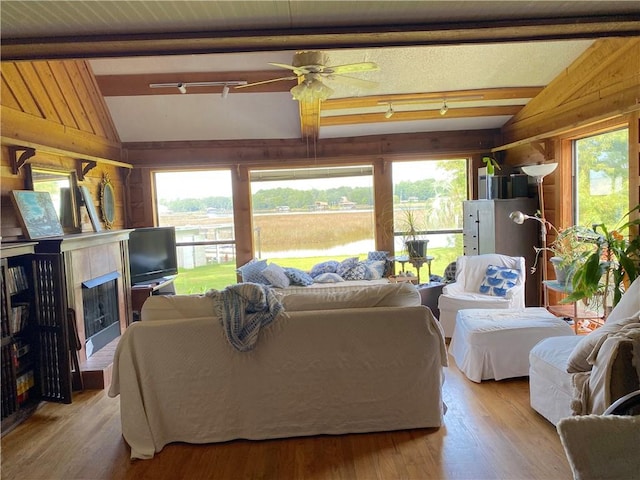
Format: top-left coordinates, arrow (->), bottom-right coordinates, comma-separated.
236,51 -> 379,101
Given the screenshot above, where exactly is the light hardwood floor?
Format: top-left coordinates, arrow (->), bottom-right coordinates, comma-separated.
1,355 -> 571,480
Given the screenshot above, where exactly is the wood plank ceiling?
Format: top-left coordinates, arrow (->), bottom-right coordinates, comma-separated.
2,1 -> 640,144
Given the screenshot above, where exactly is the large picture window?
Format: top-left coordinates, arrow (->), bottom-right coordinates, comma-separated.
392,159 -> 467,277
574,128 -> 629,226
154,170 -> 236,293
249,166 -> 375,270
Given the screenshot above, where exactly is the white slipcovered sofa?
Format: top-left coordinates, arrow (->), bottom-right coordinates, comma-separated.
108,282 -> 448,459
529,277 -> 640,425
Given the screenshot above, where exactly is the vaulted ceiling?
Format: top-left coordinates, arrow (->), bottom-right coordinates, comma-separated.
2,1 -> 639,145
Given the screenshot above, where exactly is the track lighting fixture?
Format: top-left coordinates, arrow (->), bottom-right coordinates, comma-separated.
149,81 -> 247,96
384,104 -> 394,119
439,100 -> 448,116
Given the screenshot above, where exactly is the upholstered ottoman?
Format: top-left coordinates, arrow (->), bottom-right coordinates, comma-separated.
449,307 -> 575,382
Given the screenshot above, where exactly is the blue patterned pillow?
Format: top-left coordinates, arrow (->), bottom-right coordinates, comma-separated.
310,260 -> 339,278
237,259 -> 269,284
284,267 -> 314,286
261,262 -> 290,288
313,272 -> 345,283
367,251 -> 388,261
364,260 -> 386,280
479,265 -> 520,297
336,257 -> 359,277
342,262 -> 368,281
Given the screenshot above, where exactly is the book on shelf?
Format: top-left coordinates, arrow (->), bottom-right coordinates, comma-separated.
9,303 -> 29,335
6,266 -> 28,295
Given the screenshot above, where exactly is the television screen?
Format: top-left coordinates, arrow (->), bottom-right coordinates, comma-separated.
129,226 -> 178,285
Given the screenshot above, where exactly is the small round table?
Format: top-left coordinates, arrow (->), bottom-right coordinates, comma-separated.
390,255 -> 434,283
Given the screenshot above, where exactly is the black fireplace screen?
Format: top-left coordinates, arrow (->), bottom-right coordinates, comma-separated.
81,272 -> 120,357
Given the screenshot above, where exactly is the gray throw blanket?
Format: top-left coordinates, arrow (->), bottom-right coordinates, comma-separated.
206,283 -> 283,352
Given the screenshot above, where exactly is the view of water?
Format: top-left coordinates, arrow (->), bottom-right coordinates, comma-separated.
263,234 -> 454,258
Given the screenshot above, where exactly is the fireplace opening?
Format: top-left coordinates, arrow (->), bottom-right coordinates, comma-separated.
82,272 -> 121,357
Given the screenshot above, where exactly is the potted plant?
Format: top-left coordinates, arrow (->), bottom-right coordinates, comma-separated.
547,225 -> 597,284
398,207 -> 429,259
563,204 -> 640,312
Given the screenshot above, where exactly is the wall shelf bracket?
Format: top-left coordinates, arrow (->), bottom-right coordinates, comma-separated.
531,139 -> 553,160
9,146 -> 36,175
77,159 -> 97,181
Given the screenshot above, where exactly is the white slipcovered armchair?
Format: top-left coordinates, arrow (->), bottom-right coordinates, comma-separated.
437,254 -> 527,337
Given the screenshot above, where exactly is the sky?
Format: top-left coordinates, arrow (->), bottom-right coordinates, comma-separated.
154,160 -> 452,200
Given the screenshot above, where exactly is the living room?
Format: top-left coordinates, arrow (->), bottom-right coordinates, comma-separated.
1,2 -> 640,478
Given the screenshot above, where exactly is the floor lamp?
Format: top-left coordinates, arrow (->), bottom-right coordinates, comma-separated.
509,162 -> 558,307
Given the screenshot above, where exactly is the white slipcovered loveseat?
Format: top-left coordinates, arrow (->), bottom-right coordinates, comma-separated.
108,282 -> 447,459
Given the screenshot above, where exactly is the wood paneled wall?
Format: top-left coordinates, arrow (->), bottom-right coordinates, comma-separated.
502,38 -> 640,234
0,60 -> 122,163
0,59 -> 127,240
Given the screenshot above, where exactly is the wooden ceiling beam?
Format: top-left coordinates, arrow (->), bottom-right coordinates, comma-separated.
299,98 -> 321,141
322,105 -> 523,126
95,71 -> 297,96
322,87 -> 544,110
3,17 -> 639,61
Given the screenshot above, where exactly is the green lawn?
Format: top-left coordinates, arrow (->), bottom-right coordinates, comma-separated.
174,247 -> 458,294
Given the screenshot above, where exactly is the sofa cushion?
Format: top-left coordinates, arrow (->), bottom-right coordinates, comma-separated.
336,257 -> 359,277
566,315 -> 640,373
261,262 -> 290,289
313,272 -> 344,283
479,265 -> 520,297
284,267 -> 314,286
237,259 -> 269,284
341,262 -> 368,281
277,282 -> 420,311
364,260 -> 386,280
310,260 -> 340,278
367,251 -> 388,261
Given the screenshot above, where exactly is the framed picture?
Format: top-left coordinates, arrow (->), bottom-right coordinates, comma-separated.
79,186 -> 103,232
10,190 -> 65,239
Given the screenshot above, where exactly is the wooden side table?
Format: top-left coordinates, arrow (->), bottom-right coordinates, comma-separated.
543,280 -> 604,334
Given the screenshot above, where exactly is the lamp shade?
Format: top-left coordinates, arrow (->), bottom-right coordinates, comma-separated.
521,162 -> 558,179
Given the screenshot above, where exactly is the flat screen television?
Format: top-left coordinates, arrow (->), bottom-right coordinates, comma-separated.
128,226 -> 178,285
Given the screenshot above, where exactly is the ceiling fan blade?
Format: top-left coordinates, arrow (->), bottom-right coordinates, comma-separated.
326,75 -> 379,89
325,62 -> 379,75
234,76 -> 298,89
268,62 -> 310,75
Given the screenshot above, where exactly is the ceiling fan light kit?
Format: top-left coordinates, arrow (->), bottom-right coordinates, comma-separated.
291,77 -> 334,101
237,50 -> 378,102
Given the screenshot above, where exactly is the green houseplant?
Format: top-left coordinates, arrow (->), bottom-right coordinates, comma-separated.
547,225 -> 597,284
398,207 -> 429,259
563,204 -> 640,312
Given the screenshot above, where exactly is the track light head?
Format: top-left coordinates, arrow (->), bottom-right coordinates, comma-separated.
385,104 -> 394,119
439,100 -> 448,116
222,84 -> 230,98
177,83 -> 187,94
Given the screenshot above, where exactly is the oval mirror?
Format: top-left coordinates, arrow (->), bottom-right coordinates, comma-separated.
100,174 -> 116,229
